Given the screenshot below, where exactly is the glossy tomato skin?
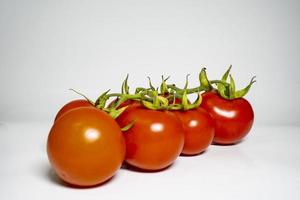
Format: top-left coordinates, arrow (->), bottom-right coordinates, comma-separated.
47,107 -> 125,187
116,105 -> 184,171
54,99 -> 93,122
174,108 -> 215,155
201,91 -> 254,144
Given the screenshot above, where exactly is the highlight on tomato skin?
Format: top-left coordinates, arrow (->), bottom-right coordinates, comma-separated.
116,104 -> 185,171
47,107 -> 126,187
174,108 -> 215,155
54,99 -> 93,122
201,91 -> 254,145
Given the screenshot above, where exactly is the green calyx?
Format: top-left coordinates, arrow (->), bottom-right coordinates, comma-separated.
199,68 -> 212,91
120,120 -> 135,131
69,75 -> 139,119
165,66 -> 256,100
69,88 -> 95,105
121,74 -> 130,94
106,106 -> 128,119
140,89 -> 172,110
216,65 -> 256,100
134,76 -> 156,94
70,65 -> 255,116
69,66 -> 255,133
160,75 -> 170,94
140,91 -> 201,111
166,67 -> 211,95
181,75 -> 202,111
95,89 -> 111,109
140,74 -> 202,111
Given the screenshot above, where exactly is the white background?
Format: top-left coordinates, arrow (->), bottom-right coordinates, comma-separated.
0,0 -> 300,125
0,0 -> 300,199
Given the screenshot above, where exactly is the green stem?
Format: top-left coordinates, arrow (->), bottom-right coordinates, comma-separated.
167,79 -> 230,94
69,88 -> 95,105
167,84 -> 205,94
210,80 -> 230,86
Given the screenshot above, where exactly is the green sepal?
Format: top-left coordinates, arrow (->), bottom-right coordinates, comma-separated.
170,90 -> 177,105
121,74 -> 130,94
199,68 -> 212,91
121,120 -> 135,132
229,74 -> 236,99
135,87 -> 146,94
157,95 -> 169,107
222,65 -> 232,81
217,65 -> 232,99
141,100 -> 157,110
147,90 -> 159,107
147,76 -> 156,91
108,106 -> 128,119
95,89 -> 111,109
112,96 -> 127,109
181,74 -> 190,110
235,76 -> 256,98
160,75 -> 170,94
69,88 -> 95,105
107,97 -> 119,108
182,90 -> 189,110
186,93 -> 202,110
168,104 -> 183,111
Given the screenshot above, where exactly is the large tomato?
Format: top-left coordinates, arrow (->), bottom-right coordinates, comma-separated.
174,108 -> 215,155
116,105 -> 184,171
201,91 -> 254,144
54,99 -> 93,121
47,107 -> 125,186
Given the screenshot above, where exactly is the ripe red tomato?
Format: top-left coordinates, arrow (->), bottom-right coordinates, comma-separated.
201,91 -> 254,144
54,99 -> 93,121
116,105 -> 184,170
47,107 -> 125,186
174,108 -> 215,155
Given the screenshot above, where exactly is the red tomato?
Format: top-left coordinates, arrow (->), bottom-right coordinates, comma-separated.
47,107 -> 125,186
116,105 -> 184,171
174,108 -> 215,155
201,91 -> 254,144
54,99 -> 93,121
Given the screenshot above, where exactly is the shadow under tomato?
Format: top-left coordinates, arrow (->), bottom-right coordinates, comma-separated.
121,162 -> 175,173
212,139 -> 244,146
180,149 -> 208,157
41,161 -> 116,189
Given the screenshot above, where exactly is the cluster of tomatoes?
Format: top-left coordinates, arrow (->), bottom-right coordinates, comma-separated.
47,66 -> 255,187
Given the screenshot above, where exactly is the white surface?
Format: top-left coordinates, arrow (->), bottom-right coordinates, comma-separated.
0,122 -> 299,200
1,0 -> 300,125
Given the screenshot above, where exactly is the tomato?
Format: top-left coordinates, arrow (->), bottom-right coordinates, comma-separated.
174,108 -> 215,155
116,105 -> 184,170
201,91 -> 254,144
54,99 -> 93,121
47,107 -> 125,186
